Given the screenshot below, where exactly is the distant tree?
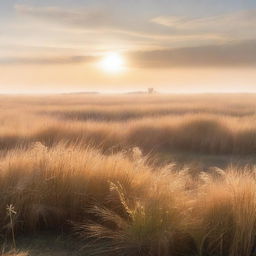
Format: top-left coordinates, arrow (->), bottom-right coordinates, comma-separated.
148,88 -> 154,94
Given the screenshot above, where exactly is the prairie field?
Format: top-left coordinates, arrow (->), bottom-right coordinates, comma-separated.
0,93 -> 256,256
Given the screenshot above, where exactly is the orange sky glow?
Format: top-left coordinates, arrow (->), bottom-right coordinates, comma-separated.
0,1 -> 256,93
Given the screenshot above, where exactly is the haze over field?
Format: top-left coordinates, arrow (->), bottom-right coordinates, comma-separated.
1,0 -> 256,93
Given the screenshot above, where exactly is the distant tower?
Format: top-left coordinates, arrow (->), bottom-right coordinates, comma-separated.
148,88 -> 154,94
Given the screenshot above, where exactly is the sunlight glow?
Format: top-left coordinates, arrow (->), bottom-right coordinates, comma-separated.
100,52 -> 125,73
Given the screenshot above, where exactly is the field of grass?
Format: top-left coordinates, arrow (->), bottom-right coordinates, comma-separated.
0,94 -> 256,256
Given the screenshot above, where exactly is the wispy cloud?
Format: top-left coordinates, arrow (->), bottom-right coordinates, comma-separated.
151,10 -> 256,39
0,55 -> 98,65
1,40 -> 256,68
2,5 -> 256,69
131,40 -> 256,68
13,4 -> 227,47
18,4 -> 255,42
15,4 -> 116,30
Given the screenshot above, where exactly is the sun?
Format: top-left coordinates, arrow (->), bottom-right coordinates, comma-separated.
100,52 -> 125,73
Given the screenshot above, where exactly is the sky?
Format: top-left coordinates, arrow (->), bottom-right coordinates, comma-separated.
0,0 -> 256,93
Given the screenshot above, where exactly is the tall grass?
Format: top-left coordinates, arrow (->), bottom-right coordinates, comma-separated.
0,94 -> 256,255
1,94 -> 256,154
0,142 -> 255,255
0,143 -> 154,231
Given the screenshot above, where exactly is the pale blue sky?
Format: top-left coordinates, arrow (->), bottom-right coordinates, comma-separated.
2,0 -> 256,14
0,0 -> 256,92
2,0 -> 256,53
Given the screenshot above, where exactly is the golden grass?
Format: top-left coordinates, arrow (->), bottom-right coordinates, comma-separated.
0,143 -> 255,255
0,94 -> 255,255
0,94 -> 256,154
